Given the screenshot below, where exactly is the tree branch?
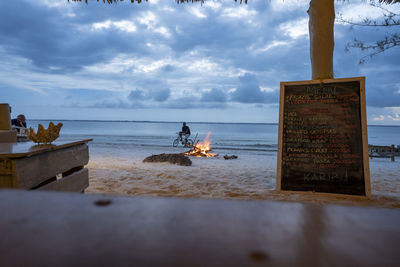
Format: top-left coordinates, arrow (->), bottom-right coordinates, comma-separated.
339,2 -> 399,63
346,33 -> 400,63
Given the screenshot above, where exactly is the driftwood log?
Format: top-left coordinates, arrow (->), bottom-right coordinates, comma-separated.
223,155 -> 238,160
143,153 -> 192,166
185,150 -> 217,157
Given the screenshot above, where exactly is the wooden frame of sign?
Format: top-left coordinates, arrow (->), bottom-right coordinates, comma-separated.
277,77 -> 371,198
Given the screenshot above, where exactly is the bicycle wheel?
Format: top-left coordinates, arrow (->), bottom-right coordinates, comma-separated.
173,139 -> 179,147
185,139 -> 194,147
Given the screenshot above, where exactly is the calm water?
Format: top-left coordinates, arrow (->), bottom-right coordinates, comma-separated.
27,120 -> 400,154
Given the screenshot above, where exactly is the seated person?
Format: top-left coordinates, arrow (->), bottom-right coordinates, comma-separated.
179,122 -> 191,142
11,114 -> 27,133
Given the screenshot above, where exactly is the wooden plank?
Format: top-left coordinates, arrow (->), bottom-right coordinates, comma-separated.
38,168 -> 88,192
360,77 -> 371,196
0,139 -> 92,159
276,81 -> 286,191
277,77 -> 371,198
0,159 -> 16,188
369,145 -> 393,149
391,144 -> 395,161
0,175 -> 13,188
14,144 -> 89,189
0,130 -> 17,143
369,144 -> 396,161
0,190 -> 399,266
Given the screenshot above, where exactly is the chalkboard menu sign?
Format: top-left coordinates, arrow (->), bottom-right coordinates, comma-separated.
277,77 -> 370,197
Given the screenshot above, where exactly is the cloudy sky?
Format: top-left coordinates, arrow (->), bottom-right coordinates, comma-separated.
0,0 -> 399,124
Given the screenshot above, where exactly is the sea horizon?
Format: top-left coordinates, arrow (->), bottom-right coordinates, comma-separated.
26,119 -> 400,127
28,119 -> 278,125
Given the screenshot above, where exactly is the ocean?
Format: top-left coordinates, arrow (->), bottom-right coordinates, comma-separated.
24,120 -> 400,207
27,120 -> 400,154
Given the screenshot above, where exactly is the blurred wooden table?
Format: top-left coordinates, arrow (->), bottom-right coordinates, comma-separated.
0,139 -> 91,192
0,190 -> 399,266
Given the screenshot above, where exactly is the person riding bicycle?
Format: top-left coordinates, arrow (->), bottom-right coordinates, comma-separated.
179,122 -> 191,144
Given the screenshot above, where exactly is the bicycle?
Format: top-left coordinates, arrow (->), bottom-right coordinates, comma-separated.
173,132 -> 194,147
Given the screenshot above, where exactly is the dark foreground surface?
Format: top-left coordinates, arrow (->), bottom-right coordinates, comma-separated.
0,189 -> 399,266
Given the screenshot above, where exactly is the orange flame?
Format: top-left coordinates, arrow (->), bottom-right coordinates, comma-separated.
185,132 -> 217,157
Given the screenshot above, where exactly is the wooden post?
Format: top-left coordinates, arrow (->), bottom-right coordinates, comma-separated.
0,103 -> 16,143
308,0 -> 335,79
391,144 -> 395,162
0,103 -> 12,130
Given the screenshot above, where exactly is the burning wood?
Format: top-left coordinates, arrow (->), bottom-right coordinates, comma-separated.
185,132 -> 218,157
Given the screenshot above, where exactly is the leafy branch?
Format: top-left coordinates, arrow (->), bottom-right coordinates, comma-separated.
345,34 -> 400,63
338,2 -> 400,63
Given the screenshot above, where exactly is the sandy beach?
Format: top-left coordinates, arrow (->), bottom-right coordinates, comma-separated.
86,146 -> 400,209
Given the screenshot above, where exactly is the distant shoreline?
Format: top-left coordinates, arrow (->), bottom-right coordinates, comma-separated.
27,119 -> 279,125
26,119 -> 400,127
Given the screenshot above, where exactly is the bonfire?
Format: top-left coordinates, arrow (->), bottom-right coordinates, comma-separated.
185,132 -> 218,157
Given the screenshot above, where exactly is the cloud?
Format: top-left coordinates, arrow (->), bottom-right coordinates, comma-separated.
372,115 -> 385,121
93,99 -> 139,109
127,88 -> 170,102
138,11 -> 172,38
201,88 -> 227,103
279,18 -> 308,39
367,88 -> 400,108
387,111 -> 400,121
128,89 -> 148,101
0,0 -> 399,123
363,73 -> 400,108
336,2 -> 399,25
189,7 -> 207,19
92,19 -> 137,33
161,64 -> 174,72
153,88 -> 171,102
229,73 -> 278,104
221,7 -> 258,20
371,110 -> 400,123
0,1 -> 151,73
165,97 -> 227,109
100,88 -> 228,110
